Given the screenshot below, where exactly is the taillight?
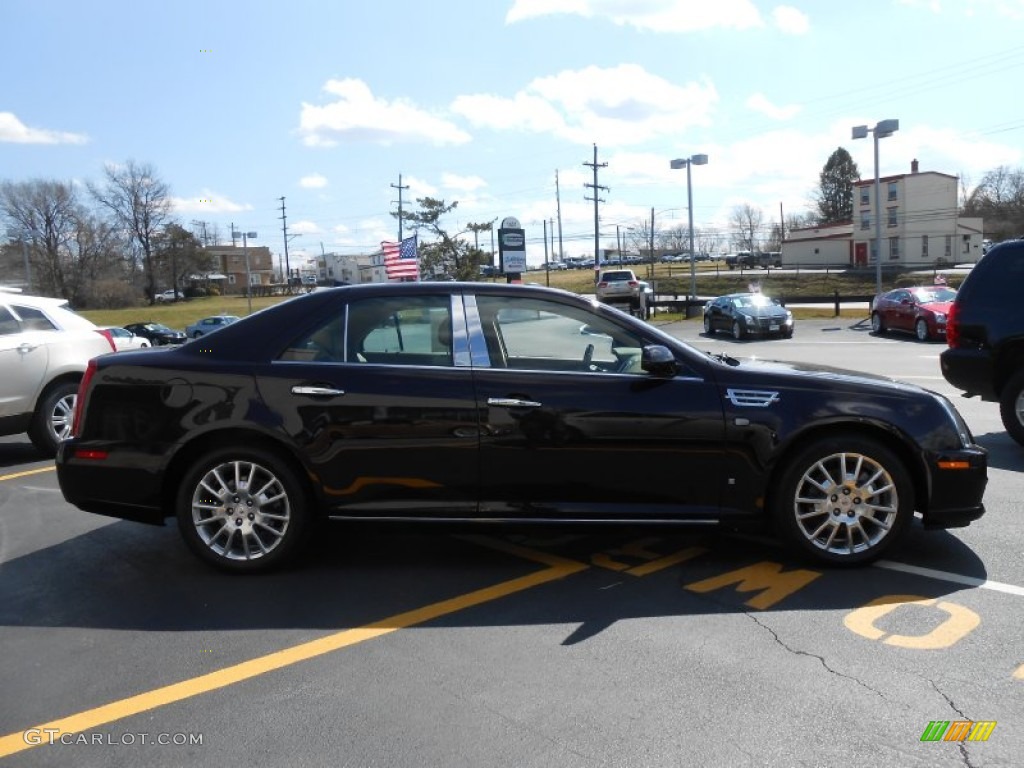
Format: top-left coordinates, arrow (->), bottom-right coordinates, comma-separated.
946,302 -> 960,348
72,359 -> 97,438
95,328 -> 116,352
598,281 -> 608,288
628,281 -> 638,287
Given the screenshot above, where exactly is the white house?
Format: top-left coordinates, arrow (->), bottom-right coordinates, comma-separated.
782,160 -> 984,268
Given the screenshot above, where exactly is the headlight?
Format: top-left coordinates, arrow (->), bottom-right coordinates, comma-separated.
934,393 -> 972,447
934,313 -> 946,322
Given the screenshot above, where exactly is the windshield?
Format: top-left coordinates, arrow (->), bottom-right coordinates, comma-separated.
912,287 -> 957,303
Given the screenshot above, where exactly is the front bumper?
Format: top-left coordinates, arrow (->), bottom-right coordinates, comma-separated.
922,446 -> 987,529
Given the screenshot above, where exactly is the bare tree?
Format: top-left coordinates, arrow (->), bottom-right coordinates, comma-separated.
90,160 -> 172,302
729,204 -> 764,252
963,165 -> 1024,241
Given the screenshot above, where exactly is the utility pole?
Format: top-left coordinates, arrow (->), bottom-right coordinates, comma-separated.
392,174 -> 409,242
230,224 -> 237,247
279,197 -> 292,283
650,207 -> 655,280
555,170 -> 564,263
584,144 -> 608,283
543,219 -> 549,286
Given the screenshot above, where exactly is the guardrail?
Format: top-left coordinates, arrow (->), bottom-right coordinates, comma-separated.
650,291 -> 875,318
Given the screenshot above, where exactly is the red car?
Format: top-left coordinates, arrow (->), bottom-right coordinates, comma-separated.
871,285 -> 957,341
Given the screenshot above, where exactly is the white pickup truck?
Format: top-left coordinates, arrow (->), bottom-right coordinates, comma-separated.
595,269 -> 650,318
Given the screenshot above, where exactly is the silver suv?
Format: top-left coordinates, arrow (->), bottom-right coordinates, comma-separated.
0,290 -> 115,456
595,269 -> 650,318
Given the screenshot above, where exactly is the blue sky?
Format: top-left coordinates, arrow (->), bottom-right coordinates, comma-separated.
3,0 -> 1023,268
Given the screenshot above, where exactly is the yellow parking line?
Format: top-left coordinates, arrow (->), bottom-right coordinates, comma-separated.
0,466 -> 55,483
0,541 -> 588,759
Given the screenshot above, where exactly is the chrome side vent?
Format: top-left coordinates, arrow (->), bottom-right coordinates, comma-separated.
726,388 -> 780,407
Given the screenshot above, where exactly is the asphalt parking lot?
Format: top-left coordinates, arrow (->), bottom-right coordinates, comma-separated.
1,317 -> 1022,767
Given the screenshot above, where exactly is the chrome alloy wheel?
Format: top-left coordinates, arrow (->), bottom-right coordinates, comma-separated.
791,451 -> 898,556
190,459 -> 291,561
50,392 -> 76,442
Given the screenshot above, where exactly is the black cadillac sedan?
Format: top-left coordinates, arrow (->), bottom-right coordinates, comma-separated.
703,292 -> 794,339
123,321 -> 187,346
56,283 -> 986,573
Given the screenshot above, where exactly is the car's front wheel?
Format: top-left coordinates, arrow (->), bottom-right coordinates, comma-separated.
176,446 -> 310,572
731,320 -> 746,340
871,312 -> 886,335
915,318 -> 930,341
998,368 -> 1024,446
771,434 -> 913,565
703,315 -> 713,335
28,380 -> 78,457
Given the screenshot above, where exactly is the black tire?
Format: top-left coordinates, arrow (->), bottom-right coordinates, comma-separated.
915,318 -> 930,342
870,312 -> 886,335
28,380 -> 78,457
703,314 -> 714,335
771,434 -> 914,565
731,320 -> 746,340
998,368 -> 1024,447
176,446 -> 311,572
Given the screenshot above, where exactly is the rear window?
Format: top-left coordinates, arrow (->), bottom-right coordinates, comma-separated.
600,271 -> 633,282
959,243 -> 1024,304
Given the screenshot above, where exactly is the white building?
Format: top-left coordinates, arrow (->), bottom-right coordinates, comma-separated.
782,160 -> 984,268
317,252 -> 388,284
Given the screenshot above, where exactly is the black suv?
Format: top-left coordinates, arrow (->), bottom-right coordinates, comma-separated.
940,240 -> 1024,444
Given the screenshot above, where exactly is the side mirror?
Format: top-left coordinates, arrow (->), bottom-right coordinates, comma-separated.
641,345 -> 678,377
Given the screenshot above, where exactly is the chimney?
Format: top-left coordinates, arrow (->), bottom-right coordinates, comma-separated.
911,159 -> 919,174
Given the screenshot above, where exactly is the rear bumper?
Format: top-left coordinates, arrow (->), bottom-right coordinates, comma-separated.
56,439 -> 169,525
940,348 -> 998,401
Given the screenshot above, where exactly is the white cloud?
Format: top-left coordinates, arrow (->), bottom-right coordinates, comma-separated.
298,78 -> 472,147
771,5 -> 810,33
452,64 -> 718,147
746,93 -> 802,120
171,190 -> 252,214
898,0 -> 1024,17
405,175 -> 438,198
299,173 -> 328,189
506,0 -> 765,32
0,112 -> 88,144
291,220 -> 321,235
441,173 -> 488,192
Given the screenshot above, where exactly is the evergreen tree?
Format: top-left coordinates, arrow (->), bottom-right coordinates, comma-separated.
816,147 -> 860,224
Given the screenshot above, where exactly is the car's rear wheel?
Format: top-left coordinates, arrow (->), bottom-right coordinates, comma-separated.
915,318 -> 930,341
731,320 -> 745,340
998,368 -> 1024,446
871,312 -> 886,335
771,435 -> 913,565
28,381 -> 78,457
176,446 -> 310,572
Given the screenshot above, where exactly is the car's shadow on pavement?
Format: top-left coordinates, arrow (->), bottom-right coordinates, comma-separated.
0,439 -> 49,469
0,513 -> 989,637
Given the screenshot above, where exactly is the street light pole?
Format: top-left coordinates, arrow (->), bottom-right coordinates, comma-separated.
233,230 -> 258,314
670,154 -> 709,303
852,119 -> 899,297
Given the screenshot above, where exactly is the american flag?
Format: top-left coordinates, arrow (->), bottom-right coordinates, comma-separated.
382,235 -> 419,280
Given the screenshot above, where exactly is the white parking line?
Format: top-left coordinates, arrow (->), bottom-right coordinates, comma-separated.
875,560 -> 1024,596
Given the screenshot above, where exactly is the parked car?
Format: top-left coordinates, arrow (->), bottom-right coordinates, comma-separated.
56,282 -> 986,573
941,240 -> 1024,444
0,289 -> 116,455
184,315 -> 240,339
154,289 -> 184,302
703,292 -> 794,339
101,326 -> 151,351
725,252 -> 755,270
123,322 -> 186,346
871,285 -> 957,341
595,269 -> 649,318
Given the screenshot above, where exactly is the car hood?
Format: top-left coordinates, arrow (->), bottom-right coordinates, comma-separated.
735,304 -> 789,319
919,300 -> 953,314
733,356 -> 925,395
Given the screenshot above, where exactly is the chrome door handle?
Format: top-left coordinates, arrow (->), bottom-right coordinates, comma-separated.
291,386 -> 345,396
487,397 -> 542,408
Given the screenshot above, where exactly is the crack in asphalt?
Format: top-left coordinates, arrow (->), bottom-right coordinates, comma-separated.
745,612 -> 889,700
928,678 -> 977,768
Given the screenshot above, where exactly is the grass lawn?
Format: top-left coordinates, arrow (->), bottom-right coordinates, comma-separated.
79,264 -> 939,331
